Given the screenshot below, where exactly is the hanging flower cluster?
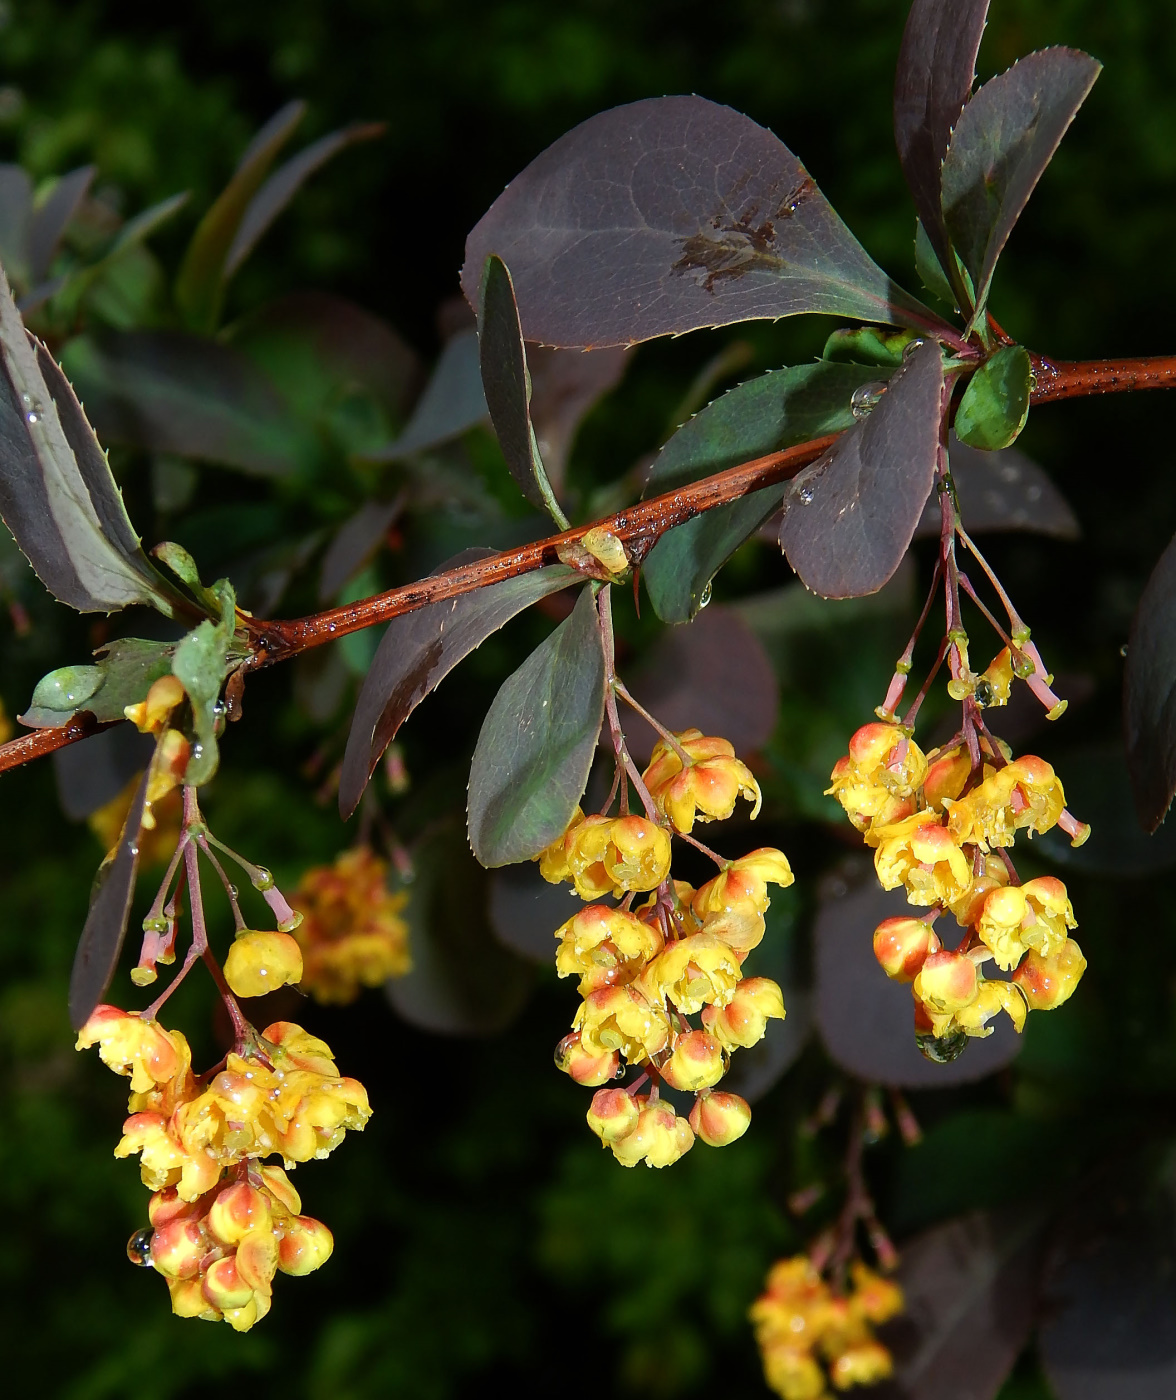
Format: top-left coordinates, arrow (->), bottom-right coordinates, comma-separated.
288,846 -> 411,1004
539,713 -> 792,1166
751,1257 -> 904,1399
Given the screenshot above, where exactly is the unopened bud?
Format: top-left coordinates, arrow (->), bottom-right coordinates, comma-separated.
611,1100 -> 694,1168
660,1030 -> 726,1092
278,1215 -> 335,1276
1013,938 -> 1087,1010
149,1218 -> 206,1280
554,1032 -> 619,1087
224,930 -> 304,998
689,1090 -> 751,1146
235,1226 -> 279,1292
913,950 -> 979,1013
873,917 -> 940,982
586,1087 -> 641,1143
201,1255 -> 253,1311
208,1181 -> 272,1247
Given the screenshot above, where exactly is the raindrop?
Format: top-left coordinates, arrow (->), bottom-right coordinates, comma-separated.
227,884 -> 239,901
212,701 -> 227,718
902,337 -> 926,361
850,381 -> 886,420
25,411 -> 38,424
915,1028 -> 968,1064
126,1226 -> 154,1267
251,866 -> 275,892
698,582 -> 713,609
1120,643 -> 1129,658
797,483 -> 816,505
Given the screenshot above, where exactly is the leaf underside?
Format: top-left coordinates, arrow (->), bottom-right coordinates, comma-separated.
467,585 -> 605,867
778,337 -> 946,599
912,433 -> 1079,540
462,95 -> 937,349
1124,530 -> 1176,831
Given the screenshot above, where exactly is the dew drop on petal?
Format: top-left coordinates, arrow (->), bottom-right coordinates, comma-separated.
126,1226 -> 154,1267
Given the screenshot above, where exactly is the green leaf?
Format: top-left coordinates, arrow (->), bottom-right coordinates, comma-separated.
54,191 -> 190,322
467,585 -> 605,867
175,101 -> 305,332
0,265 -> 181,615
914,218 -> 960,309
171,581 -> 238,785
19,639 -> 176,730
955,345 -> 1033,450
151,541 -> 223,615
478,255 -> 568,527
642,362 -> 891,623
387,828 -> 534,1036
822,325 -> 918,367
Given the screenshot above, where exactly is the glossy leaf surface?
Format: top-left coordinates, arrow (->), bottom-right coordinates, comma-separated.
20,637 -> 173,729
1124,530 -> 1176,830
340,561 -> 578,818
954,345 -> 1032,450
462,96 -> 936,349
913,434 -> 1079,539
778,337 -> 945,598
68,767 -> 150,1029
61,330 -> 308,477
643,361 -> 887,622
0,269 -> 179,614
468,585 -> 604,867
478,255 -> 566,523
893,0 -> 991,280
171,582 -> 237,786
942,48 -> 1101,318
388,828 -> 533,1035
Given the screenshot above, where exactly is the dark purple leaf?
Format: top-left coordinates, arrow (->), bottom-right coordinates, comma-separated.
53,723 -> 154,822
885,1209 -> 1045,1400
621,606 -> 778,765
893,0 -> 991,282
339,559 -> 578,818
318,498 -> 403,604
224,122 -> 384,279
68,766 -> 150,1029
28,165 -> 95,282
468,585 -> 605,867
527,343 -> 628,490
1041,1196 -> 1176,1399
779,337 -> 946,599
942,49 -> 1101,319
488,861 -> 584,962
913,433 -> 1079,539
0,270 -> 180,614
175,101 -> 306,332
60,330 -> 308,477
1124,531 -> 1176,831
462,96 -> 938,349
0,164 -> 32,281
369,329 -> 488,460
478,254 -> 567,523
643,361 -> 890,622
388,827 -> 533,1036
813,868 -> 1021,1088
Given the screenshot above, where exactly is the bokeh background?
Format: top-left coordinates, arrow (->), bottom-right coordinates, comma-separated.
2,1 -> 1176,1396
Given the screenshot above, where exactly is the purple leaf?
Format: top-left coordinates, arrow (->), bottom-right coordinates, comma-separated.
462,96 -> 938,349
224,122 -> 384,280
478,254 -> 567,523
369,329 -> 487,460
527,343 -> 628,490
1124,531 -> 1176,831
339,558 -> 578,818
621,605 -> 778,765
893,0 -> 991,283
28,165 -> 95,282
779,337 -> 946,599
942,48 -> 1101,319
813,869 -> 1021,1088
488,861 -> 584,962
53,724 -> 153,822
886,1209 -> 1045,1400
68,767 -> 150,1029
913,433 -> 1079,539
317,497 -> 403,604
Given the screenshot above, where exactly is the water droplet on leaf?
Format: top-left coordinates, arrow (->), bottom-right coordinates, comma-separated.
698,582 -> 713,609
850,381 -> 886,420
902,337 -> 926,361
797,483 -> 815,505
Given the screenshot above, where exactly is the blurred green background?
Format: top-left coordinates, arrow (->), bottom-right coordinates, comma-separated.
2,1 -> 1176,1396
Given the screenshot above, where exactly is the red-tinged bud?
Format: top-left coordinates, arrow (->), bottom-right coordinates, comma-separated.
689,1090 -> 751,1146
1013,938 -> 1087,1010
278,1216 -> 334,1276
75,1004 -> 183,1093
149,1218 -> 207,1280
235,1226 -> 279,1293
611,1099 -> 694,1167
257,1164 -> 301,1217
661,1030 -> 726,1092
701,976 -> 785,1050
202,1255 -> 253,1311
586,1087 -> 641,1143
224,930 -> 304,998
913,950 -> 979,1014
554,1031 -> 619,1086
168,1277 -> 216,1320
923,746 -> 971,809
148,1185 -> 206,1228
847,723 -> 903,770
208,1181 -> 272,1247
873,917 -> 940,982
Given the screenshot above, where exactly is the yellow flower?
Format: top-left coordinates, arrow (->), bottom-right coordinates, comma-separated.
701,976 -> 786,1050
660,1029 -> 726,1092
76,1005 -> 187,1094
224,930 -> 304,998
828,1342 -> 894,1389
1012,938 -> 1087,1010
953,979 -> 1028,1037
124,675 -> 186,734
553,904 -> 662,994
976,876 -> 1076,971
873,811 -> 973,907
827,722 -> 927,832
535,807 -> 584,884
555,1031 -> 620,1087
945,755 -> 1065,848
574,983 -> 670,1063
691,848 -> 794,955
563,814 -> 672,897
642,729 -> 762,834
608,1097 -> 695,1168
644,932 -> 741,1015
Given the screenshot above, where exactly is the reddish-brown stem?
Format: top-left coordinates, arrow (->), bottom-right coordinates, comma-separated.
598,588 -> 662,824
1029,353 -> 1176,403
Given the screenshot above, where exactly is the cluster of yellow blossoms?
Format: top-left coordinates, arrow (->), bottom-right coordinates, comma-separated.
751,1257 -> 904,1400
829,706 -> 1087,1058
289,846 -> 412,1004
77,1004 -> 370,1327
538,729 -> 792,1166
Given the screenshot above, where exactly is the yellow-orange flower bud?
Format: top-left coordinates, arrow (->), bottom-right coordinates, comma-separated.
976,876 -> 1076,971
575,983 -> 670,1061
701,976 -> 786,1050
645,932 -> 741,1014
277,1215 -> 334,1276
610,1098 -> 694,1168
947,853 -> 1010,927
563,815 -> 672,898
202,1255 -> 253,1312
224,930 -> 304,998
554,1031 -> 619,1086
553,904 -> 662,993
149,1217 -> 206,1280
848,1261 -> 903,1324
689,1089 -> 752,1146
643,730 -> 762,834
1013,938 -> 1087,1010
258,1164 -> 301,1216
124,675 -> 186,734
873,917 -> 940,983
873,811 -> 972,907
208,1181 -> 272,1247
168,1277 -> 216,1320
923,745 -> 971,810
586,1086 -> 641,1143
234,1226 -> 279,1294
760,1346 -> 826,1400
828,723 -> 927,832
535,807 -> 583,884
913,950 -> 980,1016
75,1005 -> 185,1093
661,1030 -> 726,1092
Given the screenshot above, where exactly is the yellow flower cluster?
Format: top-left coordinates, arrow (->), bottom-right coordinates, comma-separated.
829,718 -> 1087,1056
289,847 -> 411,1004
137,1166 -> 332,1331
751,1257 -> 903,1399
538,730 -> 792,1167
